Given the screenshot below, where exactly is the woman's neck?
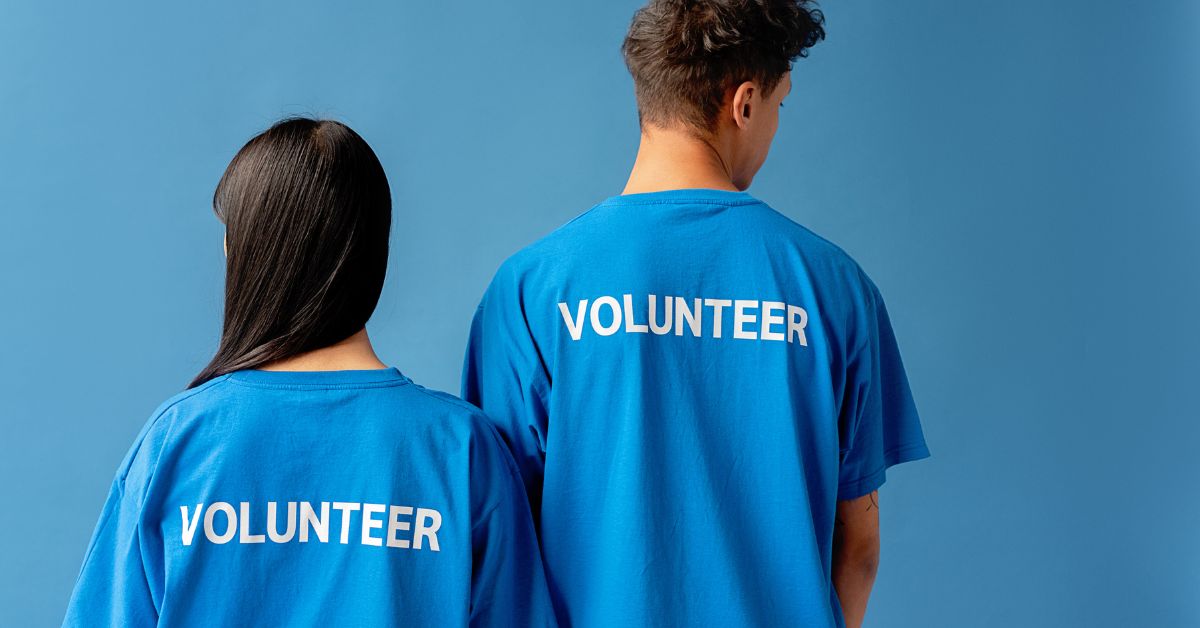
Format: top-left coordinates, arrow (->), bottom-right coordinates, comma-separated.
259,328 -> 387,372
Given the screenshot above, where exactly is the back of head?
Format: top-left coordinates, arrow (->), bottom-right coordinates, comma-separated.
190,118 -> 391,387
622,0 -> 825,133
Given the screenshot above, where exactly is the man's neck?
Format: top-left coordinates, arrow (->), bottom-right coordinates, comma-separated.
259,328 -> 388,372
622,126 -> 739,195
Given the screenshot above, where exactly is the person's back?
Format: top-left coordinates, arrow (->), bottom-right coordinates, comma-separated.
66,369 -> 544,626
465,190 -> 927,626
464,2 -> 928,626
64,117 -> 553,627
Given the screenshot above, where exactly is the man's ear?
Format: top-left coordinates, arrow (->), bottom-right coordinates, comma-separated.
731,81 -> 757,129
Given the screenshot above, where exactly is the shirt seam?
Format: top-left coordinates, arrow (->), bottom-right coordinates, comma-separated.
597,198 -> 761,208
116,376 -> 233,487
224,378 -> 411,391
405,383 -> 490,416
837,441 -> 930,492
80,376 -> 232,575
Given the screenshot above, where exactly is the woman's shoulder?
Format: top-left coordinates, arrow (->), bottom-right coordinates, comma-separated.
110,375 -> 235,493
147,374 -> 236,419
399,381 -> 490,424
396,381 -> 512,445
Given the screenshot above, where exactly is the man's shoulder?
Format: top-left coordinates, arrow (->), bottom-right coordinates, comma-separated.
751,199 -> 876,283
487,201 -> 611,287
491,193 -> 875,297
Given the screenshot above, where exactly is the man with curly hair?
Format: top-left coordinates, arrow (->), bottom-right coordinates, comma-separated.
464,1 -> 929,626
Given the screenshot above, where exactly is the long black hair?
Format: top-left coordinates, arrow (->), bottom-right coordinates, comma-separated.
189,117 -> 391,388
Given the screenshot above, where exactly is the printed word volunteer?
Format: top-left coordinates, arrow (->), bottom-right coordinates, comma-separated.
559,293 -> 811,344
180,500 -> 443,551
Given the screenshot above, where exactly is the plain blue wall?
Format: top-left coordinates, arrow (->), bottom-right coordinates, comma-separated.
2,1 -> 1197,625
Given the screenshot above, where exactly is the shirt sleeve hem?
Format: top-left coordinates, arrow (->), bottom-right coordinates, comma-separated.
837,442 -> 931,501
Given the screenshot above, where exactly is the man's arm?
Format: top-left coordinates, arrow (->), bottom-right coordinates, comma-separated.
833,490 -> 881,628
461,273 -> 551,515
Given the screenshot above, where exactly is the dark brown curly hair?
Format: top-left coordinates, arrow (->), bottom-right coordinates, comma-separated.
622,0 -> 825,132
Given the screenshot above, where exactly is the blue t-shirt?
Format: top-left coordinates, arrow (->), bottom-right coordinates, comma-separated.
462,189 -> 930,627
64,368 -> 555,627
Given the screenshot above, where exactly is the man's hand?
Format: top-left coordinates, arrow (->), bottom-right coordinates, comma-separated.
833,490 -> 881,628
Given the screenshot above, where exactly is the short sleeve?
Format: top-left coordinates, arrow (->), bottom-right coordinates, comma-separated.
461,265 -> 551,516
837,282 -> 930,500
469,422 -> 557,627
63,411 -> 172,627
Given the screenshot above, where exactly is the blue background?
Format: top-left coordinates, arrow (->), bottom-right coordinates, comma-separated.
1,1 -> 1197,626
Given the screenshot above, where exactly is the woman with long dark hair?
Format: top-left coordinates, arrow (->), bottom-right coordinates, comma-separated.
63,118 -> 554,627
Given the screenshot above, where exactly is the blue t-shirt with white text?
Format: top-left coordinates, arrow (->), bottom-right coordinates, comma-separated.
64,367 -> 554,627
463,189 -> 930,627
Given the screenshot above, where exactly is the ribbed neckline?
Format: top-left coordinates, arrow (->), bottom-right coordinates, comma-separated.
600,188 -> 759,207
227,367 -> 408,388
